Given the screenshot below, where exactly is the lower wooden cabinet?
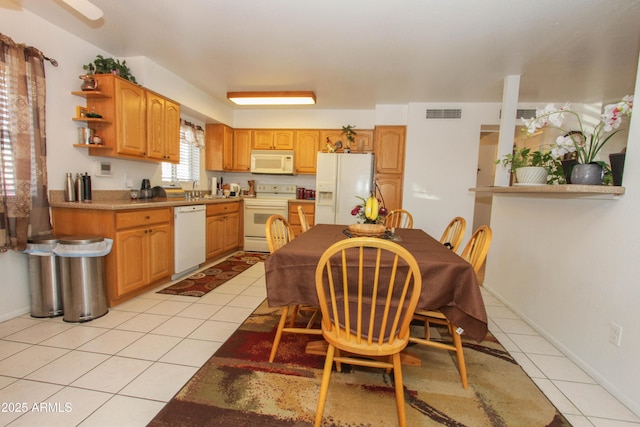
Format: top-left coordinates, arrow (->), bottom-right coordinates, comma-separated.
375,174 -> 404,213
206,202 -> 241,259
115,222 -> 172,298
288,201 -> 315,236
51,206 -> 174,307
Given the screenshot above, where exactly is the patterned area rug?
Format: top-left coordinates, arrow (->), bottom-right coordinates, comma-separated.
157,252 -> 269,297
149,301 -> 570,426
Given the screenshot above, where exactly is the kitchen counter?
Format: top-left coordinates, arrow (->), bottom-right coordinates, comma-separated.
49,190 -> 246,211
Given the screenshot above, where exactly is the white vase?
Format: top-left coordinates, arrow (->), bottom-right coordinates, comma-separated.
515,167 -> 548,185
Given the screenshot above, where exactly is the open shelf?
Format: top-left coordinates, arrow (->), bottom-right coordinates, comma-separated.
470,185 -> 625,199
73,144 -> 111,149
71,90 -> 110,99
72,117 -> 110,124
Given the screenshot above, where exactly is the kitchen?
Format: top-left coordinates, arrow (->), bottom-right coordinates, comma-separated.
1,1 -> 640,424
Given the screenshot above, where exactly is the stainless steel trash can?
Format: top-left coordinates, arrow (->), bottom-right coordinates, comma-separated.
27,236 -> 63,318
57,235 -> 109,322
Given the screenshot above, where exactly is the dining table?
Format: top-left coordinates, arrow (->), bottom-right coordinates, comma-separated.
264,224 -> 488,342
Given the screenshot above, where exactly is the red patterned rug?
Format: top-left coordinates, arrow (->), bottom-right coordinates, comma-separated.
157,252 -> 269,297
149,301 -> 571,426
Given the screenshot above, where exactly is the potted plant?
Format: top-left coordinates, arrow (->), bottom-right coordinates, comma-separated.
496,146 -> 563,185
341,125 -> 357,151
522,95 -> 633,185
82,55 -> 138,83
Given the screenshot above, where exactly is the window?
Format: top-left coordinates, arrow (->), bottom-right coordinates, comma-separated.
0,67 -> 16,197
161,121 -> 204,183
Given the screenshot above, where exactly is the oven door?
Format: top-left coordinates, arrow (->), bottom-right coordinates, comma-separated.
244,200 -> 289,252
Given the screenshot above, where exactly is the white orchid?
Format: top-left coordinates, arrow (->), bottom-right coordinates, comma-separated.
522,96 -> 633,164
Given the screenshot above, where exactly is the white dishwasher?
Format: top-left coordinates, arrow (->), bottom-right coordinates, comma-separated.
173,205 -> 206,279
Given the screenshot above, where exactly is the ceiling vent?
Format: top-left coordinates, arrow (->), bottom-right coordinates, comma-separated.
425,109 -> 462,119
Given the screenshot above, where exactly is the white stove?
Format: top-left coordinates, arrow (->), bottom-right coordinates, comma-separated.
243,184 -> 297,252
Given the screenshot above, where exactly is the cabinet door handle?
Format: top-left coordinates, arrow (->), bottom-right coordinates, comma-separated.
146,215 -> 150,220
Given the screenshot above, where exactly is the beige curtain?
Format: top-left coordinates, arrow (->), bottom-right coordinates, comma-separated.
0,34 -> 51,252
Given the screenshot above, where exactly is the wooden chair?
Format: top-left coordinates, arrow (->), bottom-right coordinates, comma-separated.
313,237 -> 422,427
385,209 -> 413,229
297,205 -> 311,233
266,214 -> 322,362
439,216 -> 466,252
410,225 -> 492,389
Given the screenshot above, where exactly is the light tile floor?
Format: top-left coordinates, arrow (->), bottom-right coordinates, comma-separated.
0,258 -> 638,426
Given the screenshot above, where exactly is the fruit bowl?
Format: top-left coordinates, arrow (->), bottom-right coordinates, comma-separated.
348,223 -> 386,237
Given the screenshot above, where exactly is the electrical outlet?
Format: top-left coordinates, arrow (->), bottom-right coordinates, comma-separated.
609,322 -> 623,347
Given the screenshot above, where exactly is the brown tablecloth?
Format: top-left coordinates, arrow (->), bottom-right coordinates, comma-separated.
265,224 -> 488,342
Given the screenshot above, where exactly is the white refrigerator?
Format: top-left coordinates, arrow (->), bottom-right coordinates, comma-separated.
315,152 -> 375,224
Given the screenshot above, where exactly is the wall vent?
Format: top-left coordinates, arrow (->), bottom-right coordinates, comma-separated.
498,109 -> 537,120
516,109 -> 537,120
426,109 -> 462,119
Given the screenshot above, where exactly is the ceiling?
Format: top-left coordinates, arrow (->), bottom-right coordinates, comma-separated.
12,0 -> 640,110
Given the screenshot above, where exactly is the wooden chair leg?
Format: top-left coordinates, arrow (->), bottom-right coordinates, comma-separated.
451,327 -> 468,389
269,306 -> 290,363
314,344 -> 335,427
288,305 -> 299,327
392,353 -> 407,427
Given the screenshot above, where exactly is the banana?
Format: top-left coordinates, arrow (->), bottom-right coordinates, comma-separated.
364,194 -> 379,221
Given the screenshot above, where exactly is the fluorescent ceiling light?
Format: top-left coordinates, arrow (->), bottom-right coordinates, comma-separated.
61,0 -> 104,20
227,91 -> 316,106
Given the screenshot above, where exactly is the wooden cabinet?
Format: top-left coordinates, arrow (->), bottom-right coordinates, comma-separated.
294,130 -> 321,174
375,174 -> 404,213
206,202 -> 241,259
205,124 -> 233,171
77,74 -> 180,163
375,126 -> 405,174
51,206 -> 173,307
351,129 -> 374,153
320,129 -> 374,153
115,222 -> 172,297
374,126 -> 406,211
146,92 -> 180,162
252,129 -> 294,150
205,126 -> 251,172
288,201 -> 315,236
233,130 -> 252,172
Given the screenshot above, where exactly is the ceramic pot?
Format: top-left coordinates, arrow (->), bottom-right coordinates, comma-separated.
609,153 -> 626,186
515,166 -> 548,185
79,75 -> 98,91
561,159 -> 578,184
570,163 -> 603,185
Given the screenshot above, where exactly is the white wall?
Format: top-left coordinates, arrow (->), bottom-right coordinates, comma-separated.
403,103 -> 501,244
0,4 -> 232,320
482,63 -> 640,415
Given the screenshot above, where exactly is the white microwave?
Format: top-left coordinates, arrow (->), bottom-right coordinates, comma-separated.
250,150 -> 295,174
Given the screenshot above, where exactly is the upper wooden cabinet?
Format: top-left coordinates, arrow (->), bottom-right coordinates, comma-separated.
205,125 -> 251,172
252,129 -> 294,150
294,130 -> 321,174
233,129 -> 252,172
146,92 -> 180,162
113,78 -> 146,157
375,125 -> 406,174
205,124 -> 232,171
80,74 -> 180,163
320,129 -> 374,153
